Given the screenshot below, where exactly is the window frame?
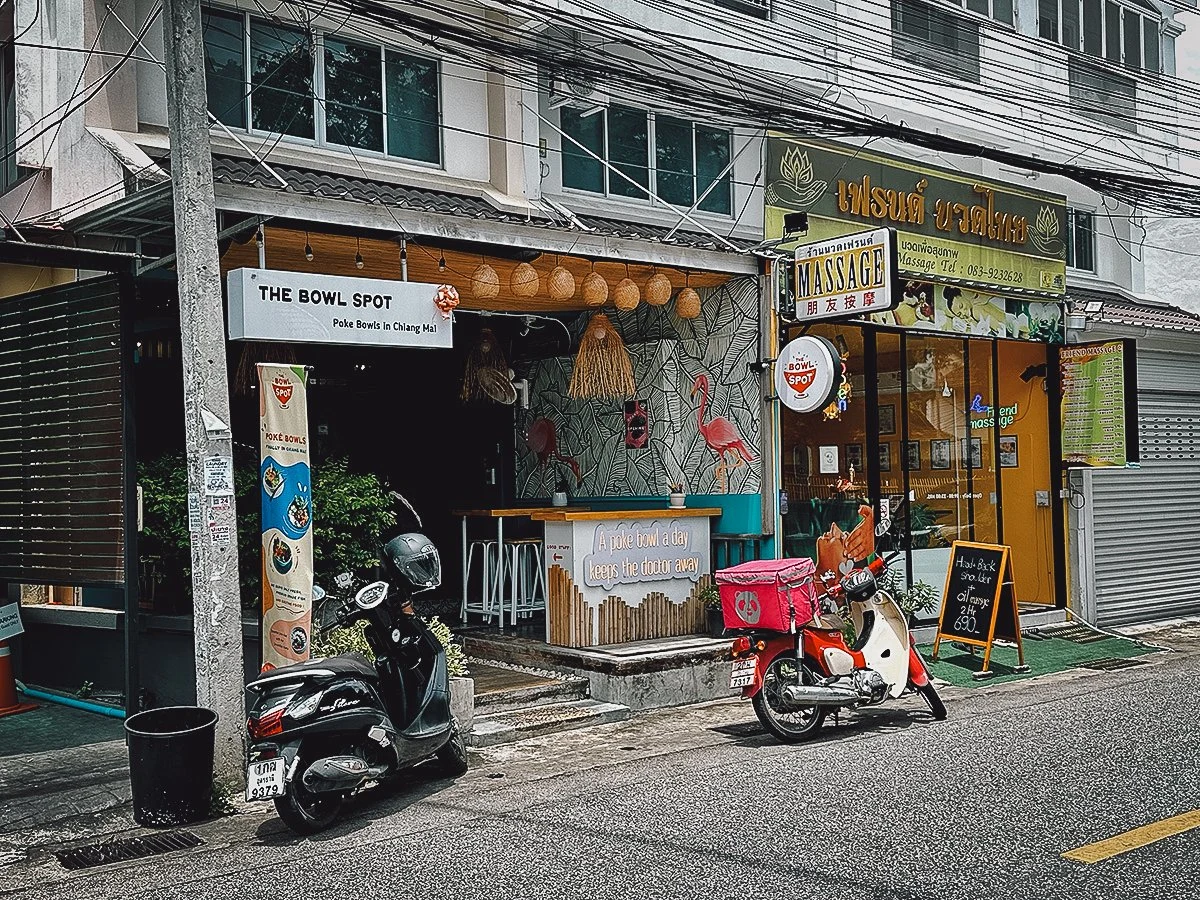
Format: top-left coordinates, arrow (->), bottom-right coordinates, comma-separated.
1066,207 -> 1097,273
201,6 -> 444,168
557,104 -> 734,218
890,0 -> 983,84
1039,0 -> 1161,73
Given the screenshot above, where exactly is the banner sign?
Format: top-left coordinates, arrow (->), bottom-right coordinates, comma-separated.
766,136 -> 1068,299
228,268 -> 453,349
792,227 -> 898,321
0,602 -> 23,642
259,364 -> 314,668
1058,339 -> 1139,467
775,335 -> 843,413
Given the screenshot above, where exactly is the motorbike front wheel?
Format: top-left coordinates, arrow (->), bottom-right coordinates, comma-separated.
274,776 -> 343,835
916,682 -> 947,720
751,653 -> 827,743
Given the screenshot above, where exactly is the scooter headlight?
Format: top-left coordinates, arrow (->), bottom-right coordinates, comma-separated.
287,690 -> 323,720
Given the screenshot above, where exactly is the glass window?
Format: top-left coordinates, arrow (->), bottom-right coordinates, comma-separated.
1037,0 -> 1058,40
250,20 -> 313,139
385,51 -> 440,163
608,105 -> 649,200
892,0 -> 981,83
1063,0 -> 1080,50
965,0 -> 989,16
696,125 -> 732,215
1082,0 -> 1102,56
1066,209 -> 1096,271
1105,2 -> 1122,63
324,38 -> 382,152
561,108 -> 604,193
1122,9 -> 1141,69
202,8 -> 246,129
991,0 -> 1013,26
1069,57 -> 1136,132
1143,17 -> 1160,72
655,115 -> 694,207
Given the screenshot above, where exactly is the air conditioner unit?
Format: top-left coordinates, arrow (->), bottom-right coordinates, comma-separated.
548,74 -> 608,116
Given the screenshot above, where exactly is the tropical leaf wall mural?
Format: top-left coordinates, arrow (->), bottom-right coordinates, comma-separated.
516,277 -> 762,497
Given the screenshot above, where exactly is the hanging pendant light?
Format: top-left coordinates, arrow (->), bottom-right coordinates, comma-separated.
614,264 -> 640,311
568,312 -> 636,400
304,231 -> 314,262
548,257 -> 576,301
676,272 -> 700,319
355,237 -> 364,270
472,256 -> 500,300
645,270 -> 672,306
511,261 -> 540,297
582,262 -> 608,307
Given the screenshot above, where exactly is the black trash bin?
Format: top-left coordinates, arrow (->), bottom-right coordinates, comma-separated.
124,706 -> 219,827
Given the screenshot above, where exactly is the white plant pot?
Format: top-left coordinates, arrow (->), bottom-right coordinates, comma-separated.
450,676 -> 475,733
669,493 -> 686,509
551,491 -> 568,507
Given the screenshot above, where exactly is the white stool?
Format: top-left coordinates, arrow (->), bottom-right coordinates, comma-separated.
502,538 -> 547,628
461,540 -> 506,624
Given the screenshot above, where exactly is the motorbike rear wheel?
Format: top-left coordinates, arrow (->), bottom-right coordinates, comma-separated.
916,682 -> 947,720
274,770 -> 344,835
751,653 -> 827,743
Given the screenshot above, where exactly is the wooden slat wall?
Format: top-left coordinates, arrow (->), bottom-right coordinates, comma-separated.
0,277 -> 125,585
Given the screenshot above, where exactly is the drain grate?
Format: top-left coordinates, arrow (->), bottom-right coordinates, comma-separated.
1079,657 -> 1148,672
55,830 -> 203,870
1038,625 -> 1109,644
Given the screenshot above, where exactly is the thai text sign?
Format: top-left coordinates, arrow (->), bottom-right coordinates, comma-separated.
260,364 -> 315,668
228,268 -> 452,349
583,519 -> 706,591
792,228 -> 897,321
1059,340 -> 1139,467
765,136 -> 1067,297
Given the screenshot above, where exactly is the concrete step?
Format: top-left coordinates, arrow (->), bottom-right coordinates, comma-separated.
474,675 -> 591,714
467,699 -> 630,747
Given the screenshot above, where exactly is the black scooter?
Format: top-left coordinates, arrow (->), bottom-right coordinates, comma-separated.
245,499 -> 467,834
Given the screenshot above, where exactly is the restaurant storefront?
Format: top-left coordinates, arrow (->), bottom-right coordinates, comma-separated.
765,137 -> 1070,620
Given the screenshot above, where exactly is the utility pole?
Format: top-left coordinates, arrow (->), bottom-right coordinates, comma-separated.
161,0 -> 245,786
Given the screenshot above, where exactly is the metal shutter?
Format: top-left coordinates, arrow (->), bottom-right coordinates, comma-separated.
0,277 -> 125,586
1089,391 -> 1200,626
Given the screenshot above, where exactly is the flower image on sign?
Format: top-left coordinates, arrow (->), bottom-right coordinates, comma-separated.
259,363 -> 315,668
792,227 -> 897,322
775,335 -> 842,414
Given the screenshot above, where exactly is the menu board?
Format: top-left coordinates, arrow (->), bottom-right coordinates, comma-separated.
933,541 -> 1026,677
1058,339 -> 1139,468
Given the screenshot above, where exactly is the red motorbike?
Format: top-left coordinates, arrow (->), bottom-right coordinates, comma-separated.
719,555 -> 945,742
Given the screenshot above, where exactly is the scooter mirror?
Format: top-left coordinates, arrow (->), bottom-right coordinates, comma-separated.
312,585 -> 326,602
355,580 -> 389,610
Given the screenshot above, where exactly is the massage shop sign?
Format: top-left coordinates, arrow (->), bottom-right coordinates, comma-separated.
228,268 -> 454,348
765,136 -> 1067,299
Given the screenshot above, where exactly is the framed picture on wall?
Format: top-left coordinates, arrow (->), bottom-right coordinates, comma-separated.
878,443 -> 891,472
1000,435 -> 1019,468
961,437 -> 983,469
905,440 -> 922,471
879,404 -> 896,435
930,439 -> 952,470
845,443 -> 864,472
819,445 -> 839,474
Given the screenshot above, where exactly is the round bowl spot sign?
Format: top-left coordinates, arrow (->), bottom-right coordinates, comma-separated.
775,335 -> 841,414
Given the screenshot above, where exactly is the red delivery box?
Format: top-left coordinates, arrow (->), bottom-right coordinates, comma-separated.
716,558 -> 818,633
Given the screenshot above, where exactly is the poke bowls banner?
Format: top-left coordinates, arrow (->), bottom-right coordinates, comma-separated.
259,364 -> 314,669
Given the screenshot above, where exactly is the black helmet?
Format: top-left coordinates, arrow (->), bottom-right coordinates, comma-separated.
381,532 -> 441,593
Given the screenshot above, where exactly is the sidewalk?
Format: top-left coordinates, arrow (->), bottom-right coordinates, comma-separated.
0,701 -> 131,865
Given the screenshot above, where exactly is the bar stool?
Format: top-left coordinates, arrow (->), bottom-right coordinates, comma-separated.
461,540 -> 506,624
501,538 -> 547,627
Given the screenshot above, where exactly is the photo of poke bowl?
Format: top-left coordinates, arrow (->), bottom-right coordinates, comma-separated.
287,495 -> 311,532
271,536 -> 294,574
262,463 -> 285,499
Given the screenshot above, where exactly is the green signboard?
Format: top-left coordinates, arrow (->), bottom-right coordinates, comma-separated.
765,136 -> 1068,299
1058,340 -> 1139,467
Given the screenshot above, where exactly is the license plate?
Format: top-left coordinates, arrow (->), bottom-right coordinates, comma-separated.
246,758 -> 286,801
730,656 -> 757,689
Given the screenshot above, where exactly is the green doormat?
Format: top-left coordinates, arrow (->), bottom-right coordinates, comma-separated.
921,634 -> 1154,687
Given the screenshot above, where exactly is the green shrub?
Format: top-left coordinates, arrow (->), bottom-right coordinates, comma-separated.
311,613 -> 467,677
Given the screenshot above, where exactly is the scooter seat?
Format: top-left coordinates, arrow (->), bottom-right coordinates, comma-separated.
250,652 -> 379,687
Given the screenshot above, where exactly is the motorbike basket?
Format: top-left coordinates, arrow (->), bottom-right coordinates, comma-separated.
715,558 -> 818,633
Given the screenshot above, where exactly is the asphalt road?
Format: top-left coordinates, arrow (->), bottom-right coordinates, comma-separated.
5,642 -> 1200,900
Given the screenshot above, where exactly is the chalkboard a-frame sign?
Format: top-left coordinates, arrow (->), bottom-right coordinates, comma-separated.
932,541 -> 1027,678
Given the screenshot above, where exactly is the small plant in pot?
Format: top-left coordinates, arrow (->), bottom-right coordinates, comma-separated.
698,581 -> 724,637
668,482 -> 686,509
551,473 -> 569,507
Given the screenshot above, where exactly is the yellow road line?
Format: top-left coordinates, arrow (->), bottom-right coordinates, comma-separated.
1062,810 -> 1200,864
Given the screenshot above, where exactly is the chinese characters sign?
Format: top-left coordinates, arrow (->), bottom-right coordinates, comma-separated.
792,228 -> 897,322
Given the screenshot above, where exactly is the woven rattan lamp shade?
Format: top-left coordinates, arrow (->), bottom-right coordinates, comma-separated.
471,264 -> 500,300
644,273 -> 672,306
582,272 -> 609,306
676,286 -> 701,319
548,266 -> 576,301
511,262 -> 540,297
613,277 -> 640,311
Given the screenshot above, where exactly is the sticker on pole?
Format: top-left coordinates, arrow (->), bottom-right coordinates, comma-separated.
0,603 -> 24,641
775,335 -> 842,414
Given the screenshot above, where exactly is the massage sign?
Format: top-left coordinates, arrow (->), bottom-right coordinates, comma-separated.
790,227 -> 900,322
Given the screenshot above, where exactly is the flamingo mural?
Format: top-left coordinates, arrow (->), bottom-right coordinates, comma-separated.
691,373 -> 755,493
525,417 -> 582,490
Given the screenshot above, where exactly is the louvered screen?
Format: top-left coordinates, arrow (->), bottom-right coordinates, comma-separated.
0,277 -> 125,586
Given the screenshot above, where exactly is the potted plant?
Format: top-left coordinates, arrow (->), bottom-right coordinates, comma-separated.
551,474 -> 569,507
698,582 -> 724,637
668,482 -> 686,509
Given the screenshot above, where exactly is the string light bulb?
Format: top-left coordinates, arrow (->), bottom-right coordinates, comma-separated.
438,252 -> 446,273
304,231 -> 314,262
355,237 -> 364,270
